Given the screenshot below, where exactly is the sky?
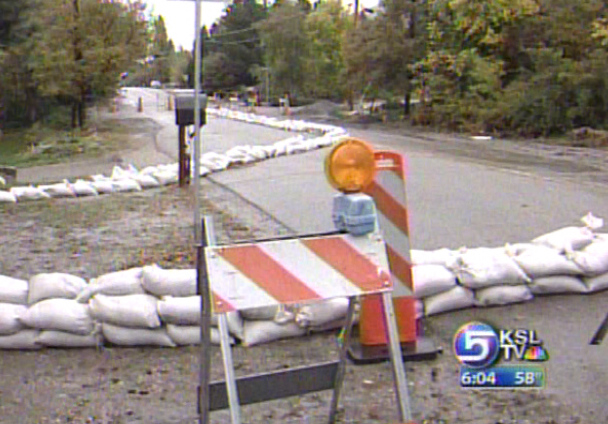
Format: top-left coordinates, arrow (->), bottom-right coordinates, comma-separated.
145,0 -> 379,50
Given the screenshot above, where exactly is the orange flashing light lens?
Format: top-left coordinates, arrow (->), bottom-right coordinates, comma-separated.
325,138 -> 376,193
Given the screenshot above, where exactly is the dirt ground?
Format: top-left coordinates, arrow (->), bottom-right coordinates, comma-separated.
0,182 -> 585,424
0,102 -> 596,424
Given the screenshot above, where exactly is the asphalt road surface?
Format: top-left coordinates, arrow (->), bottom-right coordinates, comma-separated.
126,88 -> 608,420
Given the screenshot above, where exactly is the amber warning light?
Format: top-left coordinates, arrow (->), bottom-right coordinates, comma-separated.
325,138 -> 376,193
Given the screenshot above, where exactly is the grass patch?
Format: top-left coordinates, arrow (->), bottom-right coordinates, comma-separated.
0,117 -> 147,168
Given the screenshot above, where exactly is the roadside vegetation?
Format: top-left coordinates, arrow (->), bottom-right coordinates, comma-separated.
4,0 -> 608,158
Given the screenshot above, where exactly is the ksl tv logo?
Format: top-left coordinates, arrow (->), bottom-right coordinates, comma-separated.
453,321 -> 550,369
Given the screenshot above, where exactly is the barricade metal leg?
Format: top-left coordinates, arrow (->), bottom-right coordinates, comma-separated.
218,313 -> 242,424
382,292 -> 413,422
328,297 -> 357,423
198,216 -> 214,424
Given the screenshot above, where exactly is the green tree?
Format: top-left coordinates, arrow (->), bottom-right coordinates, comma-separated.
255,2 -> 309,99
304,0 -> 351,100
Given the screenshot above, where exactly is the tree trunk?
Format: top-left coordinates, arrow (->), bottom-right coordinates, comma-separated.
71,102 -> 77,129
404,91 -> 411,116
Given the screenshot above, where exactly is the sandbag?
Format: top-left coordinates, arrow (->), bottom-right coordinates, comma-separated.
584,272 -> 608,293
101,323 -> 176,347
503,243 -> 537,257
415,299 -> 424,319
37,329 -> 101,348
90,180 -> 114,194
10,185 -> 51,201
475,285 -> 533,307
528,276 -> 589,295
152,170 -> 178,185
157,295 -> 201,325
0,303 -> 27,335
241,321 -> 306,347
225,311 -> 244,340
412,265 -> 457,298
295,298 -> 349,329
532,227 -> 595,253
423,286 -> 476,316
0,276 -> 28,304
240,305 -> 279,321
166,324 -> 233,346
141,265 -> 196,297
131,174 -> 160,189
38,182 -> 75,198
76,268 -> 144,302
111,178 -> 142,192
0,190 -> 17,203
410,248 -> 458,266
448,248 -> 530,289
0,330 -> 41,350
569,240 -> 608,276
28,273 -> 88,304
70,179 -> 98,197
90,294 -> 160,328
512,245 -> 583,278
21,299 -> 94,335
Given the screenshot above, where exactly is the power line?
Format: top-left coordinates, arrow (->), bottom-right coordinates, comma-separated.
207,12 -> 307,39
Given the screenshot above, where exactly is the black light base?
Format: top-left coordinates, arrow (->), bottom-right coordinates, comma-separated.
347,333 -> 442,365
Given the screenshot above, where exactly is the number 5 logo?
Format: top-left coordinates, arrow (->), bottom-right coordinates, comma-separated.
458,330 -> 495,361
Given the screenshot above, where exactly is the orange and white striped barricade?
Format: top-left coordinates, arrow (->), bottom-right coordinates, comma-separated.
348,150 -> 440,363
196,216 -> 415,424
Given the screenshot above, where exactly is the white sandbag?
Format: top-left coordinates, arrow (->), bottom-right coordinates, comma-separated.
0,190 -> 17,203
157,295 -> 201,325
140,166 -> 159,176
37,329 -> 101,348
141,265 -> 196,297
70,180 -> 98,197
528,276 -> 589,295
90,294 -> 160,328
131,174 -> 160,189
584,272 -> 608,293
10,185 -> 51,201
166,324 -> 233,346
261,145 -> 278,158
412,265 -> 457,298
415,299 -> 424,319
249,146 -> 268,160
475,285 -> 533,307
0,276 -> 28,304
90,180 -> 114,194
28,273 -> 88,304
295,298 -> 349,328
531,213 -> 602,252
569,240 -> 608,276
512,245 -> 583,278
200,152 -> 231,171
0,304 -> 27,335
242,321 -> 306,347
111,165 -> 129,180
241,305 -> 279,321
504,243 -> 537,257
448,248 -> 531,289
91,174 -> 108,182
595,233 -> 608,242
38,182 -> 75,198
0,330 -> 41,350
423,286 -> 476,316
21,299 -> 94,335
111,178 -> 142,192
410,248 -> 458,266
101,323 -> 176,347
225,311 -> 244,340
152,170 -> 178,185
75,268 -> 144,302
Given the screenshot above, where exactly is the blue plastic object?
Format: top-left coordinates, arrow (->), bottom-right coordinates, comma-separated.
332,193 -> 377,235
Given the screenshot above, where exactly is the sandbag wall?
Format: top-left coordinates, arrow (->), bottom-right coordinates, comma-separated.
413,218 -> 608,317
0,110 -> 349,203
0,265 -> 351,349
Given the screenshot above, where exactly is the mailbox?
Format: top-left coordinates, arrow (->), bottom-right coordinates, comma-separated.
175,92 -> 207,126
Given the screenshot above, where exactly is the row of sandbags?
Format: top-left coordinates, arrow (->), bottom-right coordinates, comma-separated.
412,213 -> 608,316
0,265 -> 352,350
0,113 -> 348,203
